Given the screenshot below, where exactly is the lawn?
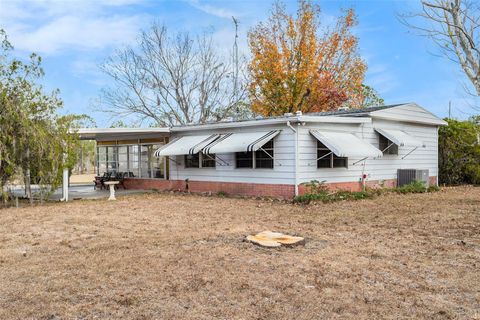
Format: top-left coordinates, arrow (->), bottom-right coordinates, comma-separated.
0,186 -> 478,319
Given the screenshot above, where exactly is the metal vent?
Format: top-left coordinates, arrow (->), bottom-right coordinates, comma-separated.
397,169 -> 429,187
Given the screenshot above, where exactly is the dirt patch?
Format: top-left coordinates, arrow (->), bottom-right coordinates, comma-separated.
0,186 -> 479,319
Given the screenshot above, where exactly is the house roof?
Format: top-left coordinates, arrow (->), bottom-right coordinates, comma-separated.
304,104 -> 404,117
76,103 -> 446,140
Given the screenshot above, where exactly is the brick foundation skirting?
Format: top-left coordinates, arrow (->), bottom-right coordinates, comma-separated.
124,178 -> 295,199
124,176 -> 438,199
297,179 -> 397,194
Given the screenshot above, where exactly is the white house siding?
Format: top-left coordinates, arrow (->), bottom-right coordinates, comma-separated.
298,119 -> 439,185
167,124 -> 296,185
370,103 -> 446,126
161,105 -> 443,187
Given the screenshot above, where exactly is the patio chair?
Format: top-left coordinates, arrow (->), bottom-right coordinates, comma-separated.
93,173 -> 106,190
94,172 -> 112,190
112,172 -> 127,190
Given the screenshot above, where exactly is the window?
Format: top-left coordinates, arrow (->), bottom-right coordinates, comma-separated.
317,141 -> 347,168
255,140 -> 274,169
236,151 -> 253,168
236,140 -> 274,169
185,153 -> 200,168
201,153 -> 216,168
185,152 -> 216,168
379,134 -> 398,155
317,142 -> 331,168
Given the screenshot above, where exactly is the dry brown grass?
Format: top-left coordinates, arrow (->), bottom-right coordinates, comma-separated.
0,186 -> 479,319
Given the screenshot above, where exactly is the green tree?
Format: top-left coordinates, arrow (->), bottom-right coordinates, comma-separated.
360,84 -> 384,108
439,117 -> 480,185
0,29 -> 82,203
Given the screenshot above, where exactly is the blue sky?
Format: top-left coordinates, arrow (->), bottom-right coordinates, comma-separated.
1,0 -> 477,126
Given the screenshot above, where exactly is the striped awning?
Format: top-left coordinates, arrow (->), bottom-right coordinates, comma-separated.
375,128 -> 425,148
203,130 -> 280,154
310,130 -> 383,158
154,134 -> 219,157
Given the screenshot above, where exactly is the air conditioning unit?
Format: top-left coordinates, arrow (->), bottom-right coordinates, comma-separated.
397,169 -> 429,187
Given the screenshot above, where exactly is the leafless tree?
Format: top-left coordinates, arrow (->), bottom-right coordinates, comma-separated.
100,23 -> 248,126
400,0 -> 480,96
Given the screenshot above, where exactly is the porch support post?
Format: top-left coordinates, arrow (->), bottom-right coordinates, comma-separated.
62,168 -> 69,202
61,142 -> 69,202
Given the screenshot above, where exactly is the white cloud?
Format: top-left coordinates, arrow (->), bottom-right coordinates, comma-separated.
0,0 -> 149,55
13,15 -> 144,54
187,0 -> 237,19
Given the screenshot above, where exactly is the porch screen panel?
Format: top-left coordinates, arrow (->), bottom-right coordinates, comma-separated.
140,145 -> 151,178
128,145 -> 139,177
118,146 -> 128,172
97,147 -> 107,175
106,146 -> 118,173
96,144 -> 164,178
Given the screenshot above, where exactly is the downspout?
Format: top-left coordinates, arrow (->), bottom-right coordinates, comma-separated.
287,121 -> 298,197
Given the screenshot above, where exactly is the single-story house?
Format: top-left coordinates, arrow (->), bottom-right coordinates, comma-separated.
78,103 -> 447,198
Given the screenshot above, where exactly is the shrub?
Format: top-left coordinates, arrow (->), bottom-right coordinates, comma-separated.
301,180 -> 329,194
394,180 -> 427,194
294,180 -> 439,204
294,190 -> 374,204
439,118 -> 480,185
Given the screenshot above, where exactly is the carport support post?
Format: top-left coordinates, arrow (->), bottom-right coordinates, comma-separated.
62,168 -> 69,202
60,143 -> 69,202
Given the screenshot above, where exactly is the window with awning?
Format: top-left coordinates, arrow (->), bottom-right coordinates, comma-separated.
310,130 -> 383,159
235,139 -> 275,169
374,128 -> 425,149
316,141 -> 347,168
154,134 -> 219,157
379,134 -> 399,155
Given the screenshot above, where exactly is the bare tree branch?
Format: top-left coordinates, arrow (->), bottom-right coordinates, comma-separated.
99,23 -> 248,126
400,0 -> 480,96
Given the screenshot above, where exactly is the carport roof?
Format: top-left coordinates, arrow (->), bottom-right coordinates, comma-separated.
76,128 -> 170,140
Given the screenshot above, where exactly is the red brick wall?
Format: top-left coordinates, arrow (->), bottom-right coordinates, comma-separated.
125,176 -> 438,199
124,178 -> 295,199
297,176 -> 438,195
123,179 -> 184,191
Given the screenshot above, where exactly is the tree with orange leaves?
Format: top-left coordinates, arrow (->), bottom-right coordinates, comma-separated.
248,0 -> 367,116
